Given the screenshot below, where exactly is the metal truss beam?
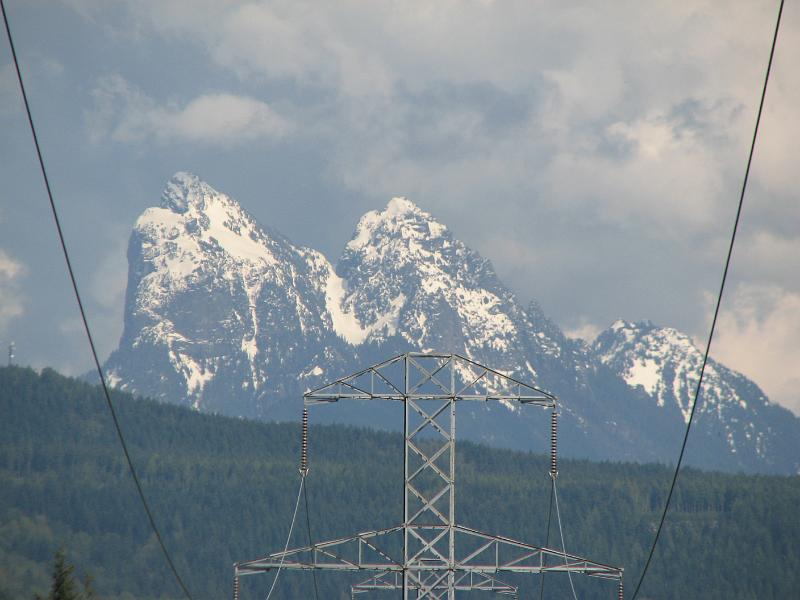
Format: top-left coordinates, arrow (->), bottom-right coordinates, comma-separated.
303,353 -> 556,406
236,523 -> 620,578
351,570 -> 519,598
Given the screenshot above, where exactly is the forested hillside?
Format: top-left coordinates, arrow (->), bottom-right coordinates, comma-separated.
1,366 -> 798,599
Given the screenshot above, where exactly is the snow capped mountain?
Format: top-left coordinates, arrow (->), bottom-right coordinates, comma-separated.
592,320 -> 799,473
105,172 -> 344,415
333,198 -> 591,405
594,320 -> 715,423
104,173 -> 800,474
337,198 -> 532,365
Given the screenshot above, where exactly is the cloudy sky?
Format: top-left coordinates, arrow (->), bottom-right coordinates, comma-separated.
1,0 -> 798,414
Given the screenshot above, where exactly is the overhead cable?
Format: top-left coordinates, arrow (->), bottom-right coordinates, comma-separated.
553,480 -> 579,600
630,0 -> 785,597
265,475 -> 305,600
538,481 -> 554,600
302,479 -> 321,600
0,1 -> 194,598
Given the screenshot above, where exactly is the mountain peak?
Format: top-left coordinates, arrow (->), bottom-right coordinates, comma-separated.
609,319 -> 657,333
345,197 -> 448,256
134,173 -> 286,294
170,170 -> 200,186
385,196 -> 420,217
160,171 -> 204,213
609,319 -> 630,332
594,320 -> 719,423
115,173 -> 341,410
596,320 -> 696,367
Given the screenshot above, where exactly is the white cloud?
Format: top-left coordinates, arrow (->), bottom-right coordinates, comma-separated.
0,249 -> 24,330
0,250 -> 22,279
543,106 -> 736,234
564,319 -> 603,343
89,75 -> 291,145
70,2 -> 800,230
713,284 -> 800,416
88,233 -> 128,360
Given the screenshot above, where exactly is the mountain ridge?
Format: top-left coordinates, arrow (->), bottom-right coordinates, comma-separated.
103,172 -> 800,474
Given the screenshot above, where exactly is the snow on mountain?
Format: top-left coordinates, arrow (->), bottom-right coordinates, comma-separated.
104,172 -> 343,415
592,320 -> 800,473
103,174 -> 800,474
337,198 -> 525,360
331,196 -> 604,425
594,320 -> 706,424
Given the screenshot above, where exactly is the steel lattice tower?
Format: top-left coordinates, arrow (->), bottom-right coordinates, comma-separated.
235,352 -> 623,599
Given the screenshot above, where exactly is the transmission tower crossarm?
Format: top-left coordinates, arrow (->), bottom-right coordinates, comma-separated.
304,353 -> 556,405
236,522 -> 621,578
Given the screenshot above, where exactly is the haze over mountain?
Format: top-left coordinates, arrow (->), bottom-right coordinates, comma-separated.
103,173 -> 800,474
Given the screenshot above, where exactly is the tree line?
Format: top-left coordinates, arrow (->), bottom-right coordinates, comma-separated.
0,365 -> 798,599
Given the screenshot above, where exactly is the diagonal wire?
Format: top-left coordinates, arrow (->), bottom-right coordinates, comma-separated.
538,478 -> 554,600
302,477 -> 321,600
0,1 -> 194,598
630,1 -> 785,598
552,480 -> 578,600
266,475 -> 305,600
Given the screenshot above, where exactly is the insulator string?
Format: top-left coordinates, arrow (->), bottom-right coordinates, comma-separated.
300,408 -> 310,475
550,409 -> 558,479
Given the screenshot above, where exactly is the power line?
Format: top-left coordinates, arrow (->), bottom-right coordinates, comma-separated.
0,2 -> 194,598
302,480 -> 321,600
538,478 -> 554,600
553,480 -> 578,600
265,476 -> 305,600
630,1 -> 785,597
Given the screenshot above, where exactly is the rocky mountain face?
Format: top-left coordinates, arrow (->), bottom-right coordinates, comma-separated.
593,321 -> 800,473
105,173 -> 348,417
103,173 -> 800,474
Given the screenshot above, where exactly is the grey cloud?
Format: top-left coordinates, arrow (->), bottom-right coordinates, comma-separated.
88,75 -> 292,146
0,249 -> 24,331
714,284 -> 800,416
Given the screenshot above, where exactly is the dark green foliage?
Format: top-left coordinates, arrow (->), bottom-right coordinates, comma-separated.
34,549 -> 95,600
1,365 -> 798,599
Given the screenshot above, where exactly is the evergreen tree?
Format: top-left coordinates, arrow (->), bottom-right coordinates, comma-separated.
34,550 -> 95,600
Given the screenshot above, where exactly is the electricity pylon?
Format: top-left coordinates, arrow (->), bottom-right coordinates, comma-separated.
235,352 -> 623,599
